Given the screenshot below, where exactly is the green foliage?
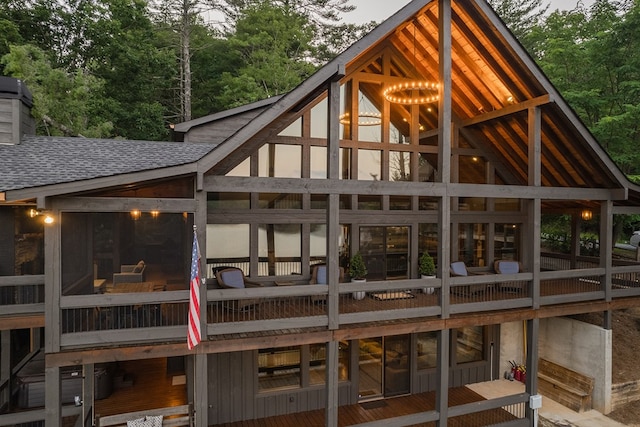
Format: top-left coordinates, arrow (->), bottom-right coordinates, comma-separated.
530,1 -> 640,175
1,44 -> 114,137
418,252 -> 436,276
216,2 -> 317,104
487,0 -> 548,51
348,252 -> 367,280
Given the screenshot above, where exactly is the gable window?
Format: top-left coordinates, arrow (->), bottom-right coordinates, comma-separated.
258,144 -> 301,178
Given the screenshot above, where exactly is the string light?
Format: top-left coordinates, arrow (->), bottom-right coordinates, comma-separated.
383,81 -> 439,105
339,111 -> 382,126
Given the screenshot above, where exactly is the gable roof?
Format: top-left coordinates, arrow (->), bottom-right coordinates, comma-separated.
0,136 -> 216,200
179,0 -> 640,206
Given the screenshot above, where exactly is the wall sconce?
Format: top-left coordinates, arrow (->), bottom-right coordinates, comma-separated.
28,208 -> 54,224
581,209 -> 593,221
150,210 -> 160,219
131,209 -> 141,220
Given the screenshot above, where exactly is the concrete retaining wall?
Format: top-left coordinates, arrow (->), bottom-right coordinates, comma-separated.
539,317 -> 612,414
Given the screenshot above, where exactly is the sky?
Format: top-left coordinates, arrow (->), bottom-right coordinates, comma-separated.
344,0 -> 596,24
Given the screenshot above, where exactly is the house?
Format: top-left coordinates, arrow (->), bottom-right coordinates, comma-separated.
2,0 -> 640,426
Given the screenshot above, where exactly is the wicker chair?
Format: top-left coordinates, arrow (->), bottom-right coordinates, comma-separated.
216,267 -> 263,310
450,261 -> 487,295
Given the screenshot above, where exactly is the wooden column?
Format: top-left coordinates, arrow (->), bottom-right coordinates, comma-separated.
44,202 -> 61,426
438,0 -> 452,319
570,214 -> 581,269
437,1 -> 452,425
45,366 -> 61,426
525,318 -> 540,422
44,203 -> 60,353
83,363 -> 94,426
436,329 -> 450,426
600,200 -> 613,302
325,340 -> 339,427
527,107 -> 541,309
325,69 -> 343,427
327,75 -> 341,331
1,330 -> 9,410
194,189 -> 208,427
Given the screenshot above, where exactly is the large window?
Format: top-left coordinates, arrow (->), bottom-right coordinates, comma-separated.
456,326 -> 484,364
258,144 -> 301,178
258,347 -> 301,391
259,343 -> 350,391
417,331 -> 438,370
458,223 -> 487,267
494,224 -> 520,261
258,224 -> 301,276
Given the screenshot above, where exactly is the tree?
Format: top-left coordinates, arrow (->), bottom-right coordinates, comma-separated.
487,0 -> 549,51
531,1 -> 640,175
1,44 -> 114,137
210,2 -> 317,109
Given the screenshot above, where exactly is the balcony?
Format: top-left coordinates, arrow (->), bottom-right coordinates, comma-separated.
4,253 -> 640,349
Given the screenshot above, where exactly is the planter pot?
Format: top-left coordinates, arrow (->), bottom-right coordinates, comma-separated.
351,278 -> 366,300
421,274 -> 436,294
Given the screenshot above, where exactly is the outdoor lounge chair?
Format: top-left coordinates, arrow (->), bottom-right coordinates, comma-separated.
308,264 -> 344,303
216,267 -> 263,310
494,260 -> 526,292
450,261 -> 488,295
113,260 -> 146,285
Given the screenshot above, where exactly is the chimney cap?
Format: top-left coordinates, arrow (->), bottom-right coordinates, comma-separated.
0,77 -> 33,107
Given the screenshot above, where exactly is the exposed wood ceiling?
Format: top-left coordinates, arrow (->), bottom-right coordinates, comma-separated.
349,0 -> 628,197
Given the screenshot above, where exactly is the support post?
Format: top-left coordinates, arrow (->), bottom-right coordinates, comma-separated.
325,341 -> 339,427
436,329 -> 450,426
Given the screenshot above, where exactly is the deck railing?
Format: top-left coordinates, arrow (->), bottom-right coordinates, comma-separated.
0,275 -> 45,316
6,251 -> 640,347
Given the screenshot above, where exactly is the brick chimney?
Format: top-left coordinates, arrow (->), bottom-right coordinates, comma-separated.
0,77 -> 34,145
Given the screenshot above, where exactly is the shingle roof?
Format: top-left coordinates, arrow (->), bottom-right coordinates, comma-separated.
0,135 -> 217,192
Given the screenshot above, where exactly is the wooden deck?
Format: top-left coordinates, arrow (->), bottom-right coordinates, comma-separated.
91,359 -> 519,427
211,387 -> 518,426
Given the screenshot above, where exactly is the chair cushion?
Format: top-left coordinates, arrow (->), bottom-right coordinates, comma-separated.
220,269 -> 245,288
133,260 -> 145,273
496,261 -> 519,274
450,262 -> 468,276
316,265 -> 327,284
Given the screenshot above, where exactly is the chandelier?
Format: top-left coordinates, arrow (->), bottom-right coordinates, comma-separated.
339,111 -> 382,126
384,19 -> 438,105
383,81 -> 438,105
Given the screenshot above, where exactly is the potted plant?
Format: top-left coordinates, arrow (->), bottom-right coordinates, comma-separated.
418,251 -> 436,294
348,252 -> 367,300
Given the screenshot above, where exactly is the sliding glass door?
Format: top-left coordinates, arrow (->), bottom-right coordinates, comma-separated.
358,335 -> 411,401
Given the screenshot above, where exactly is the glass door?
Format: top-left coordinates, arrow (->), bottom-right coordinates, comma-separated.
358,335 -> 411,401
358,337 -> 383,400
359,226 -> 409,280
384,334 -> 410,397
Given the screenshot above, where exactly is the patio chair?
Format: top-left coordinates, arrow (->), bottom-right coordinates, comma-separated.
494,260 -> 526,292
450,261 -> 488,295
113,260 -> 146,285
216,267 -> 263,310
308,264 -> 344,303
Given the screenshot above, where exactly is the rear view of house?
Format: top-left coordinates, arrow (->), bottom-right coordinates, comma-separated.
2,1 -> 640,426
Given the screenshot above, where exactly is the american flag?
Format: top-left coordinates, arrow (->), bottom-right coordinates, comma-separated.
187,229 -> 202,350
